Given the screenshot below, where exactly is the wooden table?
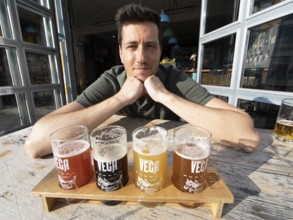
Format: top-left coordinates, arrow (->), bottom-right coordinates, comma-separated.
1,115 -> 292,220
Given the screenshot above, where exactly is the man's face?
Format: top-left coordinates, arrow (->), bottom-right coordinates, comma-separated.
119,22 -> 162,82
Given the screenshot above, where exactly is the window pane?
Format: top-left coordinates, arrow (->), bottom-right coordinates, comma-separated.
238,99 -> 279,129
205,0 -> 239,33
201,34 -> 235,86
33,90 -> 56,119
26,52 -> 52,84
0,47 -> 21,86
0,48 -> 13,86
241,14 -> 293,92
29,0 -> 50,9
18,6 -> 49,46
252,0 -> 285,14
0,94 -> 27,136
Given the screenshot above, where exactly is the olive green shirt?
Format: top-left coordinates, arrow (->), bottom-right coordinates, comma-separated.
76,64 -> 213,120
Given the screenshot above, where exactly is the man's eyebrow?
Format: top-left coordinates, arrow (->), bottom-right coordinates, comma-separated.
124,41 -> 137,45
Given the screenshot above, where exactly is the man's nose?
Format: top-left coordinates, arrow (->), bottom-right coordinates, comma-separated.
136,47 -> 147,63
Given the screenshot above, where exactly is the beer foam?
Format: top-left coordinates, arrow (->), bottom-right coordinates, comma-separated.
133,138 -> 167,155
175,142 -> 210,160
92,143 -> 127,161
278,119 -> 293,127
54,140 -> 90,158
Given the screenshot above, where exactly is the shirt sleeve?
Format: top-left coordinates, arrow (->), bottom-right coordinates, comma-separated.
164,65 -> 214,105
75,71 -> 119,107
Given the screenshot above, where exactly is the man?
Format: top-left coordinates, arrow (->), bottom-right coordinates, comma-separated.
25,3 -> 259,158
190,53 -> 197,70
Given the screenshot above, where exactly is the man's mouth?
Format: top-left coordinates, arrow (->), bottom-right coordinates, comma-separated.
134,66 -> 150,70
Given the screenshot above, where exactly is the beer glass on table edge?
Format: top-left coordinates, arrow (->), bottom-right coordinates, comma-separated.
50,125 -> 93,190
273,98 -> 293,143
172,125 -> 211,193
132,126 -> 168,193
90,125 -> 129,192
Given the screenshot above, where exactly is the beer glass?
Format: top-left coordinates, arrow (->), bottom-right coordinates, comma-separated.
132,126 -> 168,193
172,125 -> 211,193
273,98 -> 293,142
90,125 -> 129,192
50,125 -> 93,190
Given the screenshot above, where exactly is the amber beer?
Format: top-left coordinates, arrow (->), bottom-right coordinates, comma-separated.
172,125 -> 211,193
92,144 -> 128,191
50,125 -> 93,190
90,126 -> 129,192
273,119 -> 293,142
273,98 -> 293,143
133,126 -> 168,193
173,143 -> 209,193
54,140 -> 93,190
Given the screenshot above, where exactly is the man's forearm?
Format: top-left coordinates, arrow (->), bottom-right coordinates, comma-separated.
158,92 -> 259,151
25,95 -> 129,159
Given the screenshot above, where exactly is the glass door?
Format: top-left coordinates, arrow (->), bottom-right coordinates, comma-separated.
0,0 -> 65,135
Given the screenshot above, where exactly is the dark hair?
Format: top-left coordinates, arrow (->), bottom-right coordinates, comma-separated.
115,3 -> 162,46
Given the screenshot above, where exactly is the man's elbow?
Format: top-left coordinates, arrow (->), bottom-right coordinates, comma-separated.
24,137 -> 42,159
24,135 -> 51,159
239,130 -> 260,153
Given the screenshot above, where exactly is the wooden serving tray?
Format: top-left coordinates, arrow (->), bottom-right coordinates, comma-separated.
32,166 -> 233,219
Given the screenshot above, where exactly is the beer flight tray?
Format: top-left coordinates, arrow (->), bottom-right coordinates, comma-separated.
32,166 -> 234,219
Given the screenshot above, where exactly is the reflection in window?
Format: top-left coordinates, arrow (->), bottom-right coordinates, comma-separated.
29,0 -> 49,8
0,47 -> 21,86
205,0 -> 239,33
33,90 -> 56,119
18,6 -> 49,46
0,48 -> 12,86
252,0 -> 284,14
238,99 -> 279,129
26,52 -> 52,84
201,34 -> 235,87
0,94 -> 26,136
241,14 -> 293,92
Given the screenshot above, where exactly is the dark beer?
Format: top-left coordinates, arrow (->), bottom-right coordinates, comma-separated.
55,140 -> 93,190
93,144 -> 129,191
172,142 -> 210,193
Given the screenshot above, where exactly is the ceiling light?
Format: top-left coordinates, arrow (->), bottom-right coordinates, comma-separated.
160,10 -> 170,22
163,27 -> 174,37
168,37 -> 178,44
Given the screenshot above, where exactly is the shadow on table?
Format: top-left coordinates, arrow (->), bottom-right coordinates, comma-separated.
211,129 -> 275,217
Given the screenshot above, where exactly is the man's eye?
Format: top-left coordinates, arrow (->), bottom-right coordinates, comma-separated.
127,45 -> 136,49
147,45 -> 156,49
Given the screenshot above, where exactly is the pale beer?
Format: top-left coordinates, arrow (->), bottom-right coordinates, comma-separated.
132,126 -> 168,193
133,141 -> 167,192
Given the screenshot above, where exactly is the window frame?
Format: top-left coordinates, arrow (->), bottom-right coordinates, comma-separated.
198,0 -> 293,107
